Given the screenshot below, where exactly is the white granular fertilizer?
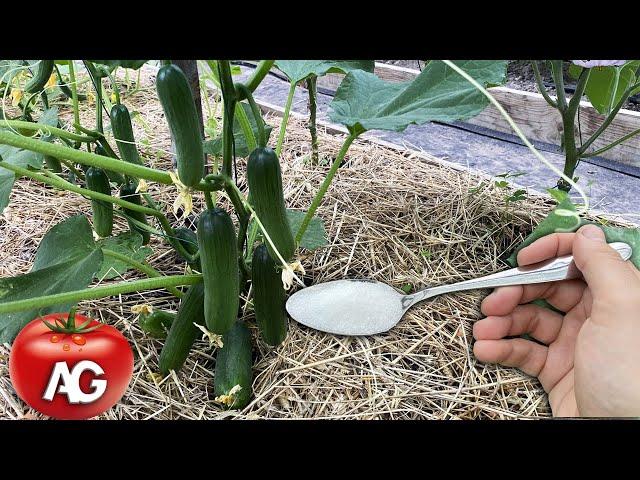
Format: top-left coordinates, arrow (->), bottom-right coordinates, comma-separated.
286,279 -> 407,335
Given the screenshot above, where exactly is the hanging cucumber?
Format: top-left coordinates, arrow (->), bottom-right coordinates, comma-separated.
120,181 -> 151,245
197,208 -> 239,335
24,60 -> 54,94
139,309 -> 176,339
156,64 -> 205,187
174,227 -> 201,271
85,167 -> 113,238
214,321 -> 253,410
110,103 -> 143,166
251,244 -> 287,346
159,283 -> 205,375
94,144 -> 126,185
247,147 -> 295,261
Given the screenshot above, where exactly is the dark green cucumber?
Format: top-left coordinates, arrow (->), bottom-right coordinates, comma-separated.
197,208 -> 239,335
139,310 -> 176,339
159,283 -> 205,374
94,144 -> 125,185
44,155 -> 62,173
85,167 -> 113,238
110,103 -> 143,166
214,321 -> 253,409
25,60 -> 54,93
174,227 -> 201,271
120,181 -> 150,245
251,244 -> 287,346
247,147 -> 295,261
156,64 -> 205,187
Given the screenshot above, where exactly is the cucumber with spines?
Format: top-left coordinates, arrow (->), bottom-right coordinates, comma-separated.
197,207 -> 239,335
85,167 -> 113,237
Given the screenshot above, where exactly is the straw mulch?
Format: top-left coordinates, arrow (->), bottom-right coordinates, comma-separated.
1,68 -> 620,419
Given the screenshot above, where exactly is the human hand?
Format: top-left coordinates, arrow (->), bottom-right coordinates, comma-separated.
473,224 -> 640,417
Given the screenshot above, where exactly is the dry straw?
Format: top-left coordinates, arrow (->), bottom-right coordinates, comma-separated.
0,67 -> 627,419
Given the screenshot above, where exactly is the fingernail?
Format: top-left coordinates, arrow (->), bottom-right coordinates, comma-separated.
580,224 -> 605,242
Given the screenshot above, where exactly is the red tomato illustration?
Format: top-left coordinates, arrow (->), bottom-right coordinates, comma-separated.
9,312 -> 134,420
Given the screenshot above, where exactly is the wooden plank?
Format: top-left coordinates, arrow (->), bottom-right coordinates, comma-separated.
317,62 -> 640,168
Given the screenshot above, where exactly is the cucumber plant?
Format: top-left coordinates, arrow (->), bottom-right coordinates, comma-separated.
531,60 -> 640,191
1,58 -> 638,415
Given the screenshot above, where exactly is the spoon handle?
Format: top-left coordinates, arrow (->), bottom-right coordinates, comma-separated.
405,242 -> 632,308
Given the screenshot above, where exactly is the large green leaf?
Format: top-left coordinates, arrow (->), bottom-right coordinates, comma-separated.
203,102 -> 273,158
329,60 -> 507,135
506,196 -> 583,266
0,108 -> 59,213
96,232 -> 153,280
286,209 -> 328,251
275,60 -> 375,84
507,195 -> 640,270
571,61 -> 640,115
0,215 -> 103,342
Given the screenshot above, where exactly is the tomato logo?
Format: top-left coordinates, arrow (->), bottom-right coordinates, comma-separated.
9,311 -> 134,419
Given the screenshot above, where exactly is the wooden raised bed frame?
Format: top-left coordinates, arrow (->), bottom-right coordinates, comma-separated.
314,62 -> 640,169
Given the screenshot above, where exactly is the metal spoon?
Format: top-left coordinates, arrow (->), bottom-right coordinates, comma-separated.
286,242 -> 633,336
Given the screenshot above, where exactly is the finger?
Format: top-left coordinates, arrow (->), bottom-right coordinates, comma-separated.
473,304 -> 564,344
473,338 -> 548,378
517,232 -> 577,266
481,279 -> 586,316
572,225 -> 640,301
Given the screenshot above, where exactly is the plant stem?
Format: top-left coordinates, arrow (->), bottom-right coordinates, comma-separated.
578,80 -> 640,154
1,161 -> 154,215
67,60 -> 81,136
550,60 -> 567,112
276,82 -> 297,157
204,190 -> 215,210
102,249 -> 183,298
0,130 -> 172,184
558,68 -> 591,191
0,275 -> 201,315
1,159 -> 195,262
236,83 -> 266,148
581,127 -> 640,158
307,75 -> 319,163
234,101 -> 257,152
218,60 -> 237,178
295,133 -> 356,242
530,61 -> 558,108
72,123 -> 103,138
244,219 -> 259,262
0,120 -> 96,143
441,59 -> 589,212
224,178 -> 250,225
236,60 -> 275,99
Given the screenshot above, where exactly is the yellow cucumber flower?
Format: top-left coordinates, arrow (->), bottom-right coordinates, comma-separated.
10,88 -> 23,107
135,178 -> 149,193
45,72 -> 57,90
131,304 -> 154,316
281,260 -> 305,291
193,323 -> 224,348
215,385 -> 243,407
169,171 -> 193,219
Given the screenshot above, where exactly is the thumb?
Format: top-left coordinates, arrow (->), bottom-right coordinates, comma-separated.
572,224 -> 637,297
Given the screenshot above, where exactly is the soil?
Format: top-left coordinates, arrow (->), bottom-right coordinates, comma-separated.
379,60 -> 640,112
